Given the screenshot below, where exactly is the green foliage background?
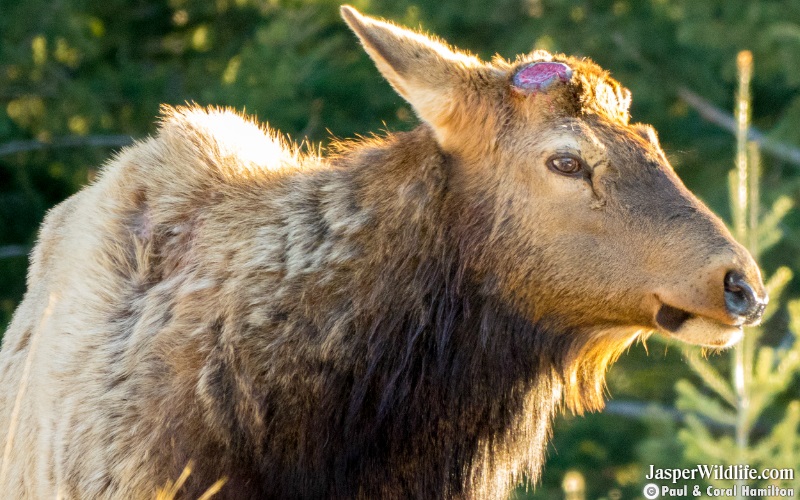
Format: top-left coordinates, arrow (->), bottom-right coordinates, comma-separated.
1,1 -> 799,498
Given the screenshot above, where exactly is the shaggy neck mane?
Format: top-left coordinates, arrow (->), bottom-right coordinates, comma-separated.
290,125 -> 634,497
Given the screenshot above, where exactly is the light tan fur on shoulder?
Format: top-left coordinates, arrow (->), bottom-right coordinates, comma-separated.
0,105 -> 305,497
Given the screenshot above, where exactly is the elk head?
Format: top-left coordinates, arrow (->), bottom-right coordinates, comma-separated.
341,6 -> 766,355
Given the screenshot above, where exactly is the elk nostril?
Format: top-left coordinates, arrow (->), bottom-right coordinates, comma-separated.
724,271 -> 766,324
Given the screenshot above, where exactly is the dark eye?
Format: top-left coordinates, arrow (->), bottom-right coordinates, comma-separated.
546,154 -> 585,176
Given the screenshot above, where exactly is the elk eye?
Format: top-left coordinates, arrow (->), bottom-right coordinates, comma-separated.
546,154 -> 585,176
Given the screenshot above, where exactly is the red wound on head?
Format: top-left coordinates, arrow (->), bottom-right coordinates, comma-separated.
512,62 -> 573,93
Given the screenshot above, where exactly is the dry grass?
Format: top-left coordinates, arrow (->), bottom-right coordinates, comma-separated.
155,461 -> 227,500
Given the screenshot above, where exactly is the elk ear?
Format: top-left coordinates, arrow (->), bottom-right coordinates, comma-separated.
341,6 -> 486,147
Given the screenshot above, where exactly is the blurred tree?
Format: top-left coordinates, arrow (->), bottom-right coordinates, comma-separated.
673,52 -> 800,497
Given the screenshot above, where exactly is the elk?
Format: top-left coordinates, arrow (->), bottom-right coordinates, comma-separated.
0,6 -> 766,499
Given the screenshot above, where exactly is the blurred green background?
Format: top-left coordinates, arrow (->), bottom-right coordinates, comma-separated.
2,1 -> 799,498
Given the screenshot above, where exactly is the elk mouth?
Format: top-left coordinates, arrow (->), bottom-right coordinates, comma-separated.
655,304 -> 692,332
654,303 -> 743,348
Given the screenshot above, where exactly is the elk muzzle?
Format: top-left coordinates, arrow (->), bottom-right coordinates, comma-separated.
652,249 -> 767,348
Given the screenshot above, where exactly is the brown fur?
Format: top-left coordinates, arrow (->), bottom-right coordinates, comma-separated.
0,7 -> 764,499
